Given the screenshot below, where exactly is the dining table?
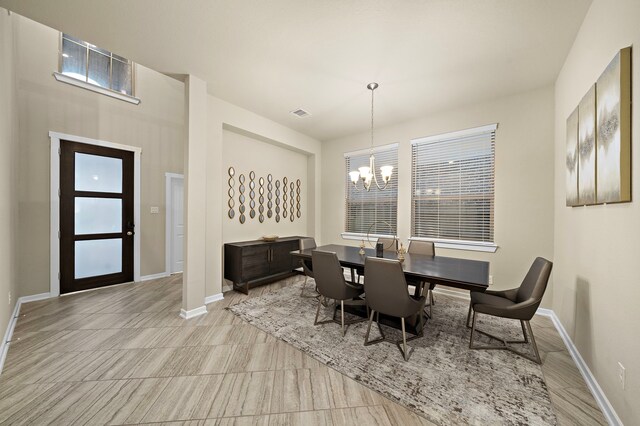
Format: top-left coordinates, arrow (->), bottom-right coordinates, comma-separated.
290,244 -> 490,333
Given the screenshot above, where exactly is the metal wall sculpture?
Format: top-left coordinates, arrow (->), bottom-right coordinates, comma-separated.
267,174 -> 273,219
275,180 -> 281,222
258,177 -> 265,223
226,167 -> 303,224
249,171 -> 256,219
282,177 -> 288,218
238,173 -> 246,224
296,179 -> 301,218
289,181 -> 295,222
228,167 -> 235,218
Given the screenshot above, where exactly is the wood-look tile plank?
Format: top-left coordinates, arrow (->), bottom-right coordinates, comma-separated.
88,377 -> 172,424
270,369 -> 314,413
269,410 -> 333,426
542,351 -> 587,390
330,406 -> 393,426
209,371 -> 276,418
142,374 -> 226,422
550,386 -> 608,426
216,415 -> 271,426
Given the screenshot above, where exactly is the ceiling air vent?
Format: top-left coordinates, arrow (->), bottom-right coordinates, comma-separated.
290,108 -> 310,118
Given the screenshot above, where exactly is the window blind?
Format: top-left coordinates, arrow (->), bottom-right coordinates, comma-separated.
411,126 -> 495,243
345,146 -> 398,235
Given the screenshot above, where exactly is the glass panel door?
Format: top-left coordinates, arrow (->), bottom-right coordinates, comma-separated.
60,140 -> 134,294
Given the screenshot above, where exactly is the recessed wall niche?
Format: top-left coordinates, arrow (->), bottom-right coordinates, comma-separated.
221,128 -> 308,239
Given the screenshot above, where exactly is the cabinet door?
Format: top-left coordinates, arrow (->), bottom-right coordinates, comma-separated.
269,241 -> 299,274
242,245 -> 270,281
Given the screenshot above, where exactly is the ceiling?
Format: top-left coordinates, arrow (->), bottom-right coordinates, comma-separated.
0,0 -> 591,141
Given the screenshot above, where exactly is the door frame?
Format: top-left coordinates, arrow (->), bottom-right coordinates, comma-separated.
165,172 -> 184,274
49,131 -> 142,297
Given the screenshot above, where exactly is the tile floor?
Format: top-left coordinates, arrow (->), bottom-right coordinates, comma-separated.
0,275 -> 607,425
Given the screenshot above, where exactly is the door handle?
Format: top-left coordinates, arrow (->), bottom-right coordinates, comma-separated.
127,231 -> 134,236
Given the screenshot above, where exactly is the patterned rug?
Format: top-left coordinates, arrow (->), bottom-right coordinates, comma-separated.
228,280 -> 557,425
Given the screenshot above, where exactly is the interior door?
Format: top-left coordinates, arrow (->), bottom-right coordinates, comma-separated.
171,177 -> 184,273
60,140 -> 134,294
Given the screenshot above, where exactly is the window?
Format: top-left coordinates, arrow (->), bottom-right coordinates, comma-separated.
411,124 -> 496,245
59,33 -> 134,97
344,144 -> 398,236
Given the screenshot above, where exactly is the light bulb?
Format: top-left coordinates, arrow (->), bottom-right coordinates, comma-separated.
358,166 -> 371,178
349,171 -> 360,184
380,165 -> 393,181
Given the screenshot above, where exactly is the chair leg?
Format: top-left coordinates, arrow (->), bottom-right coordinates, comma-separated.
521,320 -> 529,343
364,309 -> 375,344
466,304 -> 473,328
469,311 -> 542,364
469,310 -> 478,348
428,289 -> 433,318
341,300 -> 345,336
301,276 -> 319,298
314,296 -> 323,325
525,320 -> 542,364
401,318 -> 408,360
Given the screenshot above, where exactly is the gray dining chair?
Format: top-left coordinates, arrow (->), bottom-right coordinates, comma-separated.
363,256 -> 426,361
407,240 -> 436,318
312,250 -> 366,336
353,237 -> 398,284
299,237 -> 317,298
467,257 -> 553,364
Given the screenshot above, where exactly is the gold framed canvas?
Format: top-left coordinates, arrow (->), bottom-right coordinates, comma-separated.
596,47 -> 631,203
578,85 -> 597,205
566,107 -> 579,206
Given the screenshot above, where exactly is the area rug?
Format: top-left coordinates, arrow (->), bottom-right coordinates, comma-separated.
228,280 -> 557,425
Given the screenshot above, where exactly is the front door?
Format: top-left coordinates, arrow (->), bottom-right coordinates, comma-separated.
60,140 -> 134,294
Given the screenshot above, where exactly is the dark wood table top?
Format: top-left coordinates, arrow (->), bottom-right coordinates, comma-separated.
291,244 -> 489,292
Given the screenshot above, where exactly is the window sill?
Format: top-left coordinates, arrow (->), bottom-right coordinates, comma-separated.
53,72 -> 141,105
409,237 -> 498,253
341,232 -> 396,241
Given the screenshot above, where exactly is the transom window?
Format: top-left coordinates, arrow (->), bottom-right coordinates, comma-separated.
344,144 -> 398,236
411,124 -> 496,244
60,34 -> 134,96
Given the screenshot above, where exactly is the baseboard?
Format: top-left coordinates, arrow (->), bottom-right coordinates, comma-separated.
140,272 -> 170,282
0,292 -> 53,374
204,293 -> 224,305
535,309 -> 621,426
179,306 -> 207,319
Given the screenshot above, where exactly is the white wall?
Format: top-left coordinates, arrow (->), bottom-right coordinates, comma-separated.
322,86 -> 556,305
12,14 -> 185,296
553,0 -> 640,423
205,96 -> 322,298
222,128 -> 309,242
0,8 -> 18,341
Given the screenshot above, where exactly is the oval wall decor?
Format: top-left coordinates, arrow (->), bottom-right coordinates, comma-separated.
227,167 -> 236,219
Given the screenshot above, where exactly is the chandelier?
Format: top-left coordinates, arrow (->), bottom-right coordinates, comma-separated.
349,83 -> 393,191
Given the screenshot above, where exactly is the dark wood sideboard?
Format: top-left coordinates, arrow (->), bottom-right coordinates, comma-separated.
224,236 -> 304,294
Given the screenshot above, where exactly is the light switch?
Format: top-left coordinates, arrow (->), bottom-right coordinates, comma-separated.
150,206 -> 159,214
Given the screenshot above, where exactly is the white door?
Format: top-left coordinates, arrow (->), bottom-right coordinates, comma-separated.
170,177 -> 184,273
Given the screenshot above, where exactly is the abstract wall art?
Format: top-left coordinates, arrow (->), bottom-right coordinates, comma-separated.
578,85 -> 597,205
567,46 -> 632,208
596,47 -> 631,204
565,107 -> 579,206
